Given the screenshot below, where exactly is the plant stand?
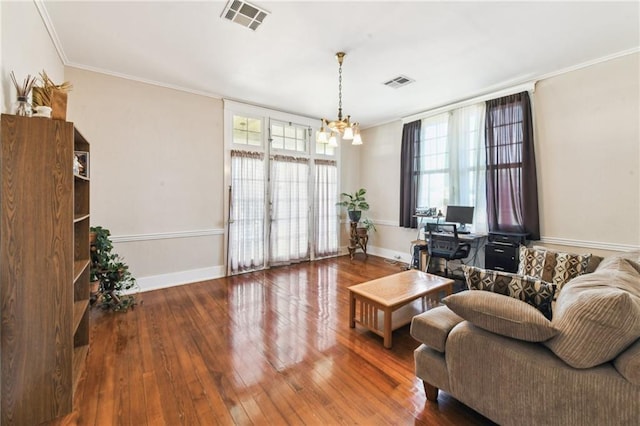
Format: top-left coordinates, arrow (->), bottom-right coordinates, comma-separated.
348,222 -> 368,259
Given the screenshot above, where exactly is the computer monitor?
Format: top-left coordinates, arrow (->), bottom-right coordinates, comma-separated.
445,205 -> 475,232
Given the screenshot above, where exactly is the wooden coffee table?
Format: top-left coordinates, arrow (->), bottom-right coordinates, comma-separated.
348,270 -> 454,348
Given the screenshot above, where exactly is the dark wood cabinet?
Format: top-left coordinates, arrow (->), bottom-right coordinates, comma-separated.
1,114 -> 90,425
485,232 -> 528,273
485,243 -> 520,272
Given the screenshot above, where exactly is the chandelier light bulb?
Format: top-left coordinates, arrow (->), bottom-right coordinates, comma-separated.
329,134 -> 338,147
352,131 -> 363,145
316,125 -> 328,144
343,125 -> 354,140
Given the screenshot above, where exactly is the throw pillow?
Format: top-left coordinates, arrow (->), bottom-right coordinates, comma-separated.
548,251 -> 591,289
464,266 -> 556,319
517,246 -> 546,279
544,262 -> 640,368
443,291 -> 558,342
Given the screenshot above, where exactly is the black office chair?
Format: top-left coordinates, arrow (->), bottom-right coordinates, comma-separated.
426,223 -> 471,277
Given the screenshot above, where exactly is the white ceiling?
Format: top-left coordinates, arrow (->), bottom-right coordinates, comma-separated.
41,1 -> 640,128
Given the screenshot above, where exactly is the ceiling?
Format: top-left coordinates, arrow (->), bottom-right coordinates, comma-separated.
40,1 -> 640,128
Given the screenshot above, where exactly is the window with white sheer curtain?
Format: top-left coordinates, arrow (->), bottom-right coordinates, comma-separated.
269,155 -> 310,265
314,159 -> 339,257
226,106 -> 339,275
416,103 -> 488,232
229,150 -> 266,274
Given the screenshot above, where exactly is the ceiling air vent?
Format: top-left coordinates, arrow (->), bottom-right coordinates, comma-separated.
383,75 -> 415,89
221,0 -> 269,31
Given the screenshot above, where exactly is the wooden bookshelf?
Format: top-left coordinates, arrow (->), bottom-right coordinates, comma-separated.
0,115 -> 91,425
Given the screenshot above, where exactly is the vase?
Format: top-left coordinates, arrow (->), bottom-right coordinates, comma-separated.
12,96 -> 32,117
348,210 -> 362,223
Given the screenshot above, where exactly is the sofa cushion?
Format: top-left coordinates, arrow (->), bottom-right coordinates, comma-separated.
614,338 -> 640,386
597,251 -> 640,274
464,266 -> 556,319
544,260 -> 640,368
443,291 -> 558,342
410,306 -> 463,353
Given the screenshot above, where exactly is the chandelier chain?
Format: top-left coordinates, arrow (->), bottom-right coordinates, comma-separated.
338,60 -> 343,120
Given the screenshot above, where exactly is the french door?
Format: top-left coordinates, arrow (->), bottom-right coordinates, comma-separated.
227,111 -> 338,275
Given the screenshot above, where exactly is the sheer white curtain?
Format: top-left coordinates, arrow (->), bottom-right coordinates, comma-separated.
228,150 -> 265,274
270,155 -> 309,265
314,160 -> 339,257
447,103 -> 487,233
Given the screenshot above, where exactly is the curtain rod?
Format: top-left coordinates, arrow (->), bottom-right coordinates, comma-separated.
402,81 -> 536,124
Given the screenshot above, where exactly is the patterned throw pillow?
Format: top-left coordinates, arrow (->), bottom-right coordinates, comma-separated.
517,246 -> 547,279
549,251 -> 591,290
464,266 -> 556,319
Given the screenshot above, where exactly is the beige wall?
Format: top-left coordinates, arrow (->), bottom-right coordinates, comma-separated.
358,52 -> 640,260
1,1 -> 65,113
534,53 -> 639,249
65,68 -> 225,286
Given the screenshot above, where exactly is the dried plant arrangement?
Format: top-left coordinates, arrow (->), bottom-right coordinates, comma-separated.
10,71 -> 37,98
32,70 -> 73,107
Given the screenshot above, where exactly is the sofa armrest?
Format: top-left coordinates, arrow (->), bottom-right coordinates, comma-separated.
410,305 -> 463,352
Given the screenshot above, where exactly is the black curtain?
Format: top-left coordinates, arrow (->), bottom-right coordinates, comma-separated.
399,120 -> 421,228
485,91 -> 540,239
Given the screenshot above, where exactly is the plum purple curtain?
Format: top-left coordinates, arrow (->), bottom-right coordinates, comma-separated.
399,120 -> 422,228
485,91 -> 540,239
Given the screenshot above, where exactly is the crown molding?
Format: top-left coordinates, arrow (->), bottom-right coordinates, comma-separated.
34,0 -> 68,64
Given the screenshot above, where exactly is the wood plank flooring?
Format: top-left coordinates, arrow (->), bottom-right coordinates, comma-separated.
69,255 -> 495,425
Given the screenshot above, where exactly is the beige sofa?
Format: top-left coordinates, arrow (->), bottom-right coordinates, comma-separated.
410,249 -> 640,426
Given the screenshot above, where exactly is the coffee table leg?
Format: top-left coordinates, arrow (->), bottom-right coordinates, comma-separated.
383,308 -> 392,349
445,282 -> 453,297
349,291 -> 356,328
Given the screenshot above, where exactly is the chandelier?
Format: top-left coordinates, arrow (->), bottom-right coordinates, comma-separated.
316,52 -> 363,147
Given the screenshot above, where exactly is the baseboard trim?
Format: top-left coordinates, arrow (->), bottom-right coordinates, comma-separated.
135,265 -> 226,293
111,228 -> 224,243
338,245 -> 413,265
539,236 -> 639,252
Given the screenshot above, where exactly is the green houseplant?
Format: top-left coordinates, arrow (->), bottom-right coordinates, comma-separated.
337,188 -> 370,222
90,226 -> 138,312
361,217 -> 377,233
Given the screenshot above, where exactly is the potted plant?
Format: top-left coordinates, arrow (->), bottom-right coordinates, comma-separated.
360,217 -> 377,234
337,188 -> 370,222
90,226 -> 138,312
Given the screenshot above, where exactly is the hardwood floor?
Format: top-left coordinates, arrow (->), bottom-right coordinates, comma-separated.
70,255 -> 495,425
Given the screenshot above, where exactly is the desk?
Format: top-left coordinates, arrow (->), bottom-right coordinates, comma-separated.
411,232 -> 487,272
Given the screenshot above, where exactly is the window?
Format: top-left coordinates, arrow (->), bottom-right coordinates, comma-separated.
315,139 -> 336,157
271,121 -> 308,152
485,92 -> 539,239
417,114 -> 449,210
232,115 -> 262,146
415,104 -> 487,232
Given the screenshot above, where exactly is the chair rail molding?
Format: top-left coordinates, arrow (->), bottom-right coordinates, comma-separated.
110,228 -> 223,243
539,236 -> 639,252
